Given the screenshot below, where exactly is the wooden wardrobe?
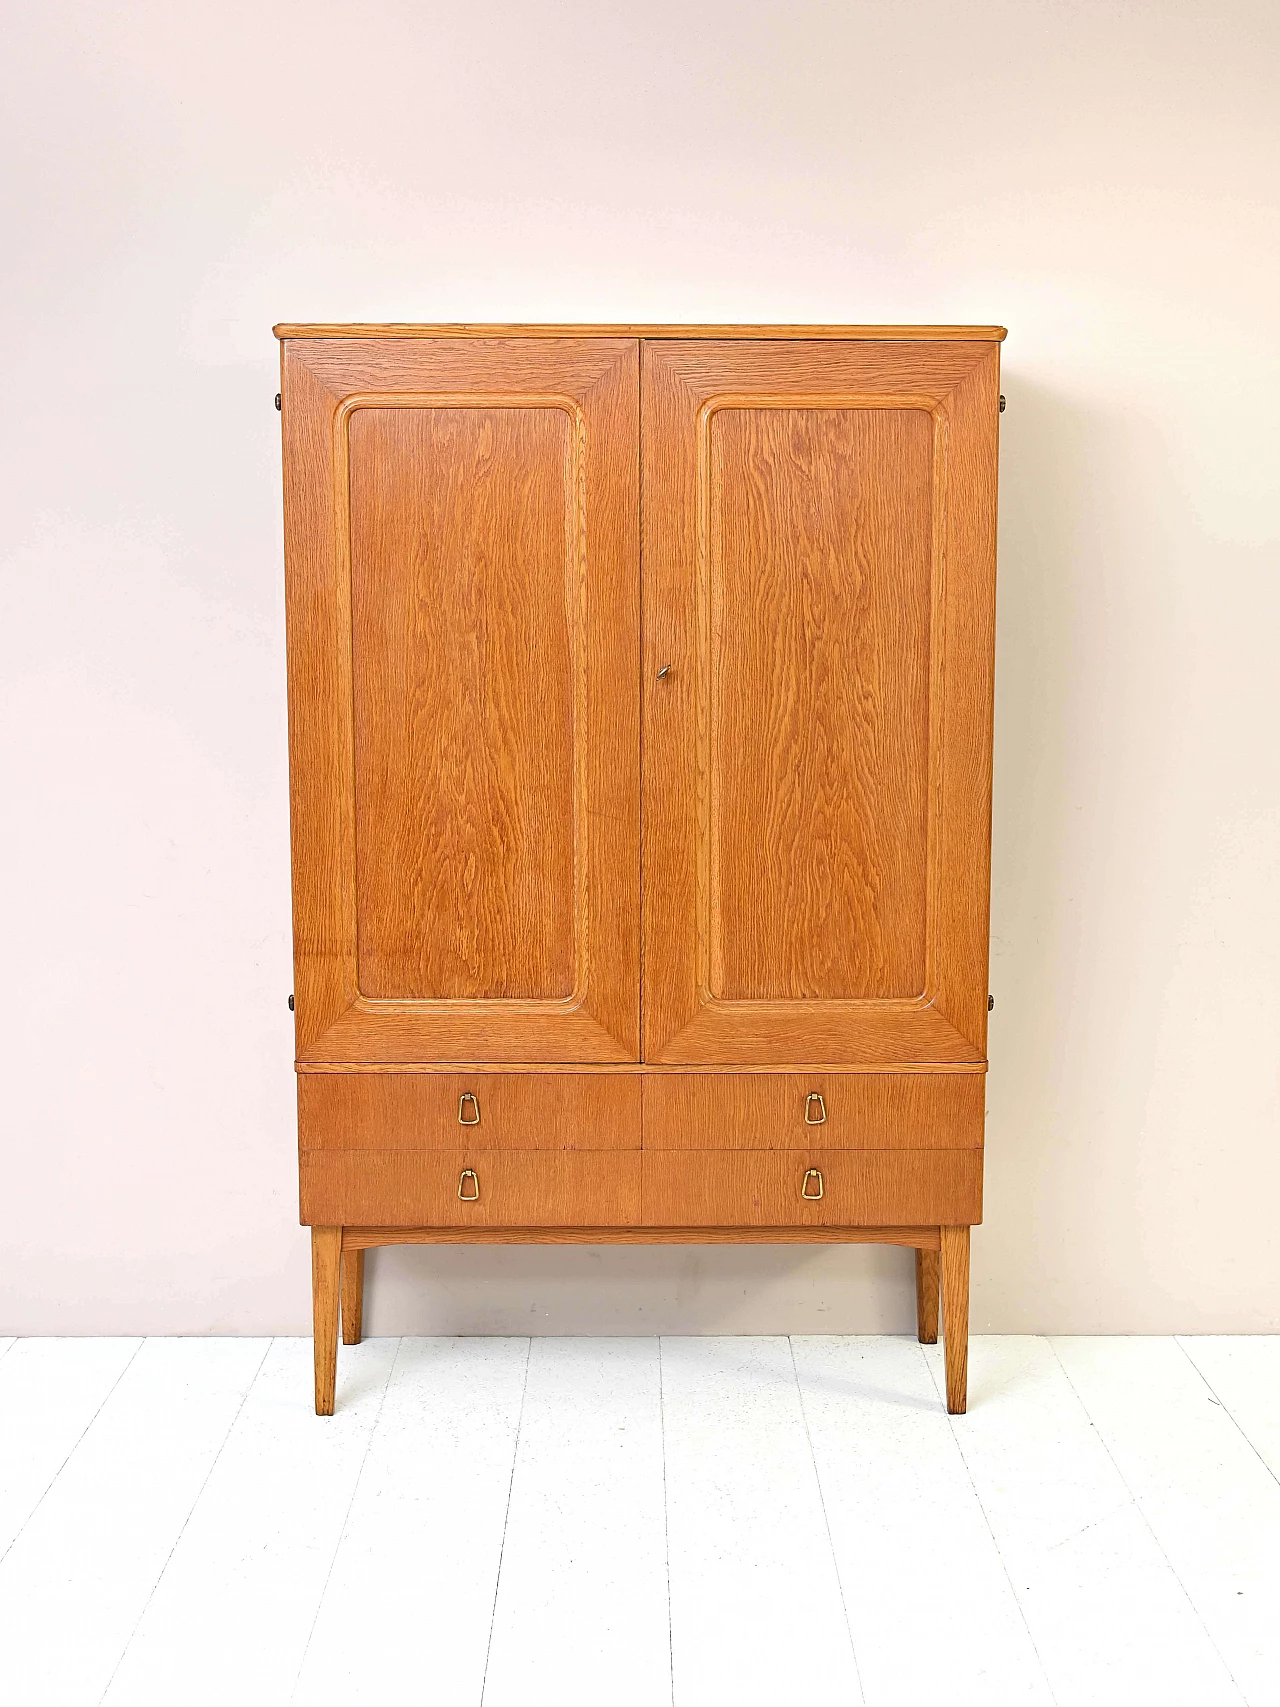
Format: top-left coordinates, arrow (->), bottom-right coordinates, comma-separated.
276,323 -> 1003,1416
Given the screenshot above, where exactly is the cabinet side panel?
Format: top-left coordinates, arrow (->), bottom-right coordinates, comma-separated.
281,345 -> 357,1050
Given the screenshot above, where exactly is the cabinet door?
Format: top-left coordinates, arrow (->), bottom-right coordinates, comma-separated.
642,339 -> 1000,1064
283,337 -> 639,1063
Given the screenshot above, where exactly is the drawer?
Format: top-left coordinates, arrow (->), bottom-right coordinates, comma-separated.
298,1072 -> 641,1151
642,1073 -> 983,1150
301,1149 -> 642,1227
641,1149 -> 982,1227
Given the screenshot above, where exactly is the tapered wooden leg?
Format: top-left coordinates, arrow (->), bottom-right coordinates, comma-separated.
940,1225 -> 970,1414
341,1247 -> 365,1345
915,1247 -> 939,1344
312,1226 -> 341,1416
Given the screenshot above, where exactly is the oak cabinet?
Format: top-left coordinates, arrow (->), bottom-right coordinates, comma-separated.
277,323 -> 1003,1416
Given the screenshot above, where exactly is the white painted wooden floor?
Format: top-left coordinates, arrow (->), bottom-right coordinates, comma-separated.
1,1336 -> 1278,1706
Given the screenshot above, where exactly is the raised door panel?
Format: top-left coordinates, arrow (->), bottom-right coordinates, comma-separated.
642,339 -> 1000,1064
282,337 -> 640,1063
349,405 -> 576,1003
710,406 -> 932,1001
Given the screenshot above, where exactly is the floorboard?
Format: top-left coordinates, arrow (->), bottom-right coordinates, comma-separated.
0,1338 -> 267,1706
1054,1336 -> 1280,1707
483,1338 -> 670,1707
661,1335 -> 863,1707
1178,1336 -> 1280,1482
0,1337 -> 141,1559
925,1336 -> 1242,1707
101,1337 -> 398,1707
794,1335 -> 1053,1705
293,1337 -> 529,1703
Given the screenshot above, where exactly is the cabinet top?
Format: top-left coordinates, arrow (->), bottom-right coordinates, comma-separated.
272,322 -> 1007,342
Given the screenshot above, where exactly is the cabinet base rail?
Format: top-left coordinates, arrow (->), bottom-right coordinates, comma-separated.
310,1223 -> 971,1418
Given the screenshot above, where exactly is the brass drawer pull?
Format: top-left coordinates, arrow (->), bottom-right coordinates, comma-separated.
801,1167 -> 824,1200
804,1092 -> 826,1125
458,1092 -> 481,1126
458,1168 -> 480,1201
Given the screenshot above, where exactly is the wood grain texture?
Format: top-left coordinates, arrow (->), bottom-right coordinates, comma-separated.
642,1072 -> 983,1150
299,1071 -> 641,1151
311,1226 -> 341,1415
281,336 -> 639,1064
341,1224 -> 942,1248
941,1224 -> 970,1413
300,1150 -> 642,1227
641,338 -> 1000,1065
340,1247 -> 364,1345
916,1247 -> 939,1343
277,324 -> 1007,342
641,1149 -> 981,1228
707,405 -> 932,999
294,1060 -> 988,1075
348,404 -> 577,1001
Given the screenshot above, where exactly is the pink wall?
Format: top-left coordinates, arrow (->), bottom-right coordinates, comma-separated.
2,0 -> 1277,1332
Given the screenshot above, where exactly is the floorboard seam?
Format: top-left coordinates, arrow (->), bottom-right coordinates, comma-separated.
96,1337 -> 274,1706
1046,1338 -> 1250,1706
657,1337 -> 675,1707
788,1336 -> 866,1705
0,1337 -> 144,1575
479,1336 -> 533,1706
1175,1336 -> 1280,1493
925,1340 -> 1064,1707
289,1335 -> 403,1702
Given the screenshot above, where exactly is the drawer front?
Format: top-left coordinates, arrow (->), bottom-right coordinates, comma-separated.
301,1150 -> 642,1227
298,1072 -> 641,1151
642,1149 -> 982,1227
642,1073 -> 983,1150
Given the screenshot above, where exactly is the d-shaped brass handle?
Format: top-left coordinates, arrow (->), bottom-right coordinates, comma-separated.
801,1168 -> 824,1200
804,1092 -> 826,1125
458,1092 -> 481,1126
458,1168 -> 480,1201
